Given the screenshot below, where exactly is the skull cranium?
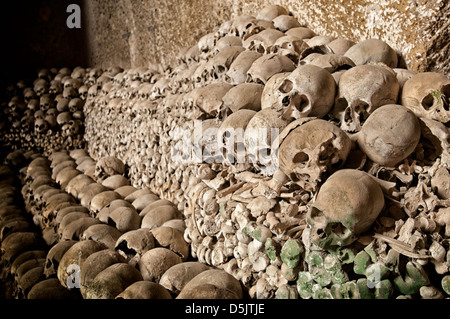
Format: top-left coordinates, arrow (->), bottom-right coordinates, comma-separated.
307,169 -> 384,250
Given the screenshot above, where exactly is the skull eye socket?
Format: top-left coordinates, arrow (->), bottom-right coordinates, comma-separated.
279,79 -> 293,93
293,152 -> 309,164
422,93 -> 435,110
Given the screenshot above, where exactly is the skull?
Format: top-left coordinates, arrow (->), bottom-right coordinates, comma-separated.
39,94 -> 54,112
401,72 -> 450,123
34,118 -> 49,134
205,46 -> 245,80
272,15 -> 301,32
61,120 -> 81,137
23,88 -> 37,103
278,119 -> 351,190
71,67 -> 86,80
224,50 -> 262,85
260,72 -> 291,110
244,108 -> 289,175
87,85 -> 98,99
115,228 -> 156,265
266,64 -> 336,121
218,109 -> 257,165
49,80 -> 63,96
94,156 -> 126,182
285,27 -> 317,40
222,83 -> 264,113
20,115 -> 35,132
344,38 -> 398,69
246,53 -> 296,84
78,85 -> 89,100
44,240 -> 77,278
268,35 -> 310,63
33,79 -> 48,97
62,87 -> 78,100
356,104 -> 421,167
256,5 -> 289,21
68,98 -> 84,113
303,54 -> 355,73
243,29 -> 285,54
332,64 -> 400,132
307,169 -> 384,250
27,99 -> 39,112
56,98 -> 69,112
56,112 -> 72,126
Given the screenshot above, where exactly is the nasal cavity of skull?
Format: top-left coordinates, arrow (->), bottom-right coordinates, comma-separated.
344,101 -> 369,123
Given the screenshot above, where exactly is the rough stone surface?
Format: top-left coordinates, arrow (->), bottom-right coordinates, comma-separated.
83,0 -> 449,75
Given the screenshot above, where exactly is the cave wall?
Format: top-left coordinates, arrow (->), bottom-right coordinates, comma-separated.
83,0 -> 450,75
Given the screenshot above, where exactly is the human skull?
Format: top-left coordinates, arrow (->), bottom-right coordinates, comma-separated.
56,111 -> 72,126
218,109 -> 257,165
78,85 -> 89,101
49,80 -> 63,96
243,29 -> 285,54
272,15 -> 301,32
244,108 -> 289,175
94,156 -> 126,182
62,87 -> 78,100
333,64 -> 400,132
115,228 -> 155,265
222,83 -> 264,113
268,35 -> 309,63
39,94 -> 54,112
266,64 -> 336,121
68,98 -> 84,113
24,89 -> 37,103
344,38 -> 398,68
205,46 -> 245,80
61,120 -> 81,137
34,118 -> 49,135
307,169 -> 384,249
278,119 -> 351,190
33,79 -> 48,97
356,104 -> 421,167
246,53 -> 296,84
401,72 -> 450,123
224,50 -> 262,85
256,4 -> 289,21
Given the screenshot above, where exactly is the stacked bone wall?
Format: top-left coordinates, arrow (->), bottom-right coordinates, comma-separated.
84,0 -> 450,76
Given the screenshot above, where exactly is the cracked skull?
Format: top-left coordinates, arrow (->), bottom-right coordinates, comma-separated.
278,119 -> 351,190
307,169 -> 385,249
332,64 -> 400,132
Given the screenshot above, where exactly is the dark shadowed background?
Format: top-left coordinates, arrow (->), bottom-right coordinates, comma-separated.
0,0 -> 86,92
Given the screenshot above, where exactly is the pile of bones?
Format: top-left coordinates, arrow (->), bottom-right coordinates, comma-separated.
1,4 -> 450,299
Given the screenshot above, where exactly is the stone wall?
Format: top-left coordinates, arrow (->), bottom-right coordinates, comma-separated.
83,0 -> 449,75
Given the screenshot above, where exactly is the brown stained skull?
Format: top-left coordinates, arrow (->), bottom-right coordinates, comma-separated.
307,169 -> 385,249
268,64 -> 336,121
333,64 -> 400,132
401,72 -> 450,123
243,29 -> 285,54
278,119 -> 351,191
